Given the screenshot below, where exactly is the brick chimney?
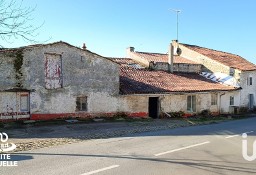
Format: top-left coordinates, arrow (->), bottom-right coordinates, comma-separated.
126,47 -> 135,58
82,43 -> 87,50
168,42 -> 174,73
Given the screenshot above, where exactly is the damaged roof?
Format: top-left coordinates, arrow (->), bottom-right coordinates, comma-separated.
182,43 -> 256,71
112,58 -> 239,94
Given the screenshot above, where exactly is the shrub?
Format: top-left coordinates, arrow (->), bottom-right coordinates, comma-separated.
239,107 -> 249,114
167,111 -> 185,118
112,112 -> 128,119
200,109 -> 211,118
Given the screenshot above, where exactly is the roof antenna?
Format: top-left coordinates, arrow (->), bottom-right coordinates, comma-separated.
171,9 -> 181,41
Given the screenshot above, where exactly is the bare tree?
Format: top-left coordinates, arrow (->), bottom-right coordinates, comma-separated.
0,0 -> 42,45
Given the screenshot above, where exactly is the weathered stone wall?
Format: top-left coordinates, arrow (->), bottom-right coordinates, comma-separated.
25,43 -> 119,114
239,70 -> 256,108
219,91 -> 241,113
179,44 -> 232,74
118,91 -> 240,116
152,62 -> 201,73
0,42 -> 120,116
0,92 -> 30,120
0,50 -> 24,90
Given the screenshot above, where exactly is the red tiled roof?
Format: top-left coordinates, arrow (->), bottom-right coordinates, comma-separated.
133,52 -> 200,64
111,58 -> 138,67
182,44 -> 256,71
120,67 -> 238,94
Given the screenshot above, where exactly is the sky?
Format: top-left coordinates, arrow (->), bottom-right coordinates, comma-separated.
2,0 -> 256,64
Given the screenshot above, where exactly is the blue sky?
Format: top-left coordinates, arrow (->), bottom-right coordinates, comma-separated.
3,0 -> 256,63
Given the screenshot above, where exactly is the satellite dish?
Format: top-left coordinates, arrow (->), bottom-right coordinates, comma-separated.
176,47 -> 182,56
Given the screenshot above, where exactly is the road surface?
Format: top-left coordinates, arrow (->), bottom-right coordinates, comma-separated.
2,117 -> 256,175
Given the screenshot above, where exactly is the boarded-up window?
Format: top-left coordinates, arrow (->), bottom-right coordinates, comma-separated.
20,94 -> 29,111
45,53 -> 62,89
76,97 -> 87,111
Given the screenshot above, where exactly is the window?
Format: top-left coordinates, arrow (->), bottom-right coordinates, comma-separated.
249,94 -> 254,109
249,77 -> 253,85
229,68 -> 235,76
247,77 -> 253,86
45,53 -> 63,89
76,97 -> 87,111
187,95 -> 196,112
20,94 -> 29,111
211,94 -> 218,105
230,96 -> 234,106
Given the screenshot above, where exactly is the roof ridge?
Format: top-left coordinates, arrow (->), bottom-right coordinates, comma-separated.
135,51 -> 167,55
108,57 -> 131,59
181,43 -> 242,58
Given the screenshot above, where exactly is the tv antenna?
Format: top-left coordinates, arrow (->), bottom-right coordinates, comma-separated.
171,9 -> 181,41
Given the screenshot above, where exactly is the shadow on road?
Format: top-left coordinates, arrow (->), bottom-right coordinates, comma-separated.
12,152 -> 256,174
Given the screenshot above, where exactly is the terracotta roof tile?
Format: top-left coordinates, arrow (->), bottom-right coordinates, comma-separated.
182,44 -> 256,71
120,67 -> 238,94
134,52 -> 200,64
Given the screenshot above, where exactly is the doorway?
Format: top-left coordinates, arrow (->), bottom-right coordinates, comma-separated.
148,97 -> 159,119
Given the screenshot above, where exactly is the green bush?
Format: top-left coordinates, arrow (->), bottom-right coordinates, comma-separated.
112,112 -> 128,119
167,111 -> 185,118
239,107 -> 249,114
200,109 -> 211,118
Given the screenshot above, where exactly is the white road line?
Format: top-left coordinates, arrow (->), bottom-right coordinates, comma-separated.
225,131 -> 254,139
81,165 -> 120,175
225,134 -> 239,139
154,141 -> 210,157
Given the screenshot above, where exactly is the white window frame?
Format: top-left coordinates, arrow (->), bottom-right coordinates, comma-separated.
211,94 -> 218,106
230,96 -> 234,106
187,95 -> 196,112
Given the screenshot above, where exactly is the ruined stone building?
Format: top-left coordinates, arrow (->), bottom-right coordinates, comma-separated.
0,42 -> 119,120
0,40 -> 255,120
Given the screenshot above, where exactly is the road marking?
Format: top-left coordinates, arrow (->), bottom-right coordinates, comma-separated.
154,141 -> 210,157
81,165 -> 120,175
225,131 -> 254,139
225,134 -> 239,139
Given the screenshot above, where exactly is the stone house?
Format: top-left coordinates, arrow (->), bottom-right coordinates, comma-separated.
0,40 -> 254,121
125,40 -> 256,114
176,41 -> 256,112
0,41 -> 120,120
112,58 -> 239,118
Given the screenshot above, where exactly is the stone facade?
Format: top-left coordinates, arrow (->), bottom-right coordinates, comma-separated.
117,91 -> 239,117
150,62 -> 201,73
0,42 -> 120,120
177,41 -> 256,110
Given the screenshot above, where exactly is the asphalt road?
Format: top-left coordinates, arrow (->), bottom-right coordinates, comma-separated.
2,117 -> 256,175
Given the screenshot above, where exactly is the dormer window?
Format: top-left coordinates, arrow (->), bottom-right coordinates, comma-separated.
229,68 -> 235,76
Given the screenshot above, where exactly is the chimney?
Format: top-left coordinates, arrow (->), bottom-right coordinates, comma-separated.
168,42 -> 174,73
126,47 -> 135,58
82,43 -> 87,50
